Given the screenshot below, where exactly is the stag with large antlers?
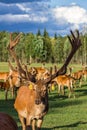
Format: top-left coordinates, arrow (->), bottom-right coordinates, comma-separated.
7,30 -> 81,130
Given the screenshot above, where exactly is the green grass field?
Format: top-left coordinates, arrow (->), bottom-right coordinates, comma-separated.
0,62 -> 87,130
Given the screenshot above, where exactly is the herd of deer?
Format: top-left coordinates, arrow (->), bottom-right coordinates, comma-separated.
0,30 -> 86,130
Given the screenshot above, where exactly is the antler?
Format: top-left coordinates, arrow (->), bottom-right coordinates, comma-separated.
7,33 -> 36,82
8,60 -> 17,72
7,33 -> 26,75
43,30 -> 82,84
9,33 -> 21,49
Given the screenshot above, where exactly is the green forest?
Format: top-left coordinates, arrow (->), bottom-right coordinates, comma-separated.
0,29 -> 87,65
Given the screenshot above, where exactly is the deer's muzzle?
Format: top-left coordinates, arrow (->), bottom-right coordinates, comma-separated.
35,99 -> 41,105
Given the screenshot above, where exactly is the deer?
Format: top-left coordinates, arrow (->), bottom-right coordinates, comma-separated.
0,61 -> 22,100
0,71 -> 13,100
71,69 -> 84,88
0,72 -> 9,81
7,60 -> 23,98
52,74 -> 75,98
7,30 -> 81,130
29,66 -> 50,80
82,68 -> 87,81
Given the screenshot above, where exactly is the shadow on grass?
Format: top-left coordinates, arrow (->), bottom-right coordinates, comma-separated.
75,87 -> 87,96
48,85 -> 87,109
48,92 -> 83,109
52,121 -> 87,129
18,121 -> 87,130
18,126 -> 51,130
49,99 -> 83,109
0,98 -> 20,128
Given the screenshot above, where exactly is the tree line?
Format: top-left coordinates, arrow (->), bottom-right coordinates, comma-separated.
0,29 -> 87,65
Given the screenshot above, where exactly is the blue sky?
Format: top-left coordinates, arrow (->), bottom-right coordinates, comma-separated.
0,0 -> 87,36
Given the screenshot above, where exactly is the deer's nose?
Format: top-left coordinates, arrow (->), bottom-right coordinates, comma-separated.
35,99 -> 41,105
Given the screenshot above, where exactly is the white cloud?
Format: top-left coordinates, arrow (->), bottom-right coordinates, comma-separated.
52,5 -> 87,29
0,2 -> 48,23
0,1 -> 87,35
0,2 -> 10,7
16,3 -> 31,13
0,14 -> 48,23
0,14 -> 29,22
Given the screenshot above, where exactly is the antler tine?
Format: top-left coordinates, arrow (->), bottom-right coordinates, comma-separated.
23,65 -> 30,80
8,33 -> 27,78
67,35 -> 72,45
8,60 -> 17,72
10,33 -> 21,49
10,33 -> 12,42
67,31 -> 76,47
70,30 -> 76,39
14,33 -> 21,41
62,30 -> 81,67
8,33 -> 36,82
76,29 -> 79,39
49,67 -> 52,76
54,65 -> 57,73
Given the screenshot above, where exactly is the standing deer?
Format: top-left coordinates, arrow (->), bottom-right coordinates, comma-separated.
52,74 -> 75,98
7,30 -> 81,130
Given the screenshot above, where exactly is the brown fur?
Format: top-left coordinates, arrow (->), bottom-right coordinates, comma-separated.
72,70 -> 84,87
29,67 -> 49,80
0,70 -> 21,100
0,72 -> 9,81
83,69 -> 87,81
53,75 -> 75,98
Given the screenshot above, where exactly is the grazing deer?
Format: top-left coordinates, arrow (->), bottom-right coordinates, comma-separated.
7,30 -> 81,130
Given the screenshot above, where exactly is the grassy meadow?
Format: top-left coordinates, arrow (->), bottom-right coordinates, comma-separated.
0,62 -> 87,130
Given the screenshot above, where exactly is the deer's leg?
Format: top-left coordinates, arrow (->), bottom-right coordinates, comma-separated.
5,89 -> 8,101
32,119 -> 36,130
12,86 -> 15,98
14,86 -> 17,98
84,75 -> 87,81
79,79 -> 82,87
9,87 -> 14,99
36,119 -> 43,130
19,115 -> 26,130
68,87 -> 71,98
68,82 -> 75,98
70,83 -> 75,98
73,80 -> 76,88
61,85 -> 65,96
58,84 -> 61,95
47,84 -> 51,93
26,116 -> 32,130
